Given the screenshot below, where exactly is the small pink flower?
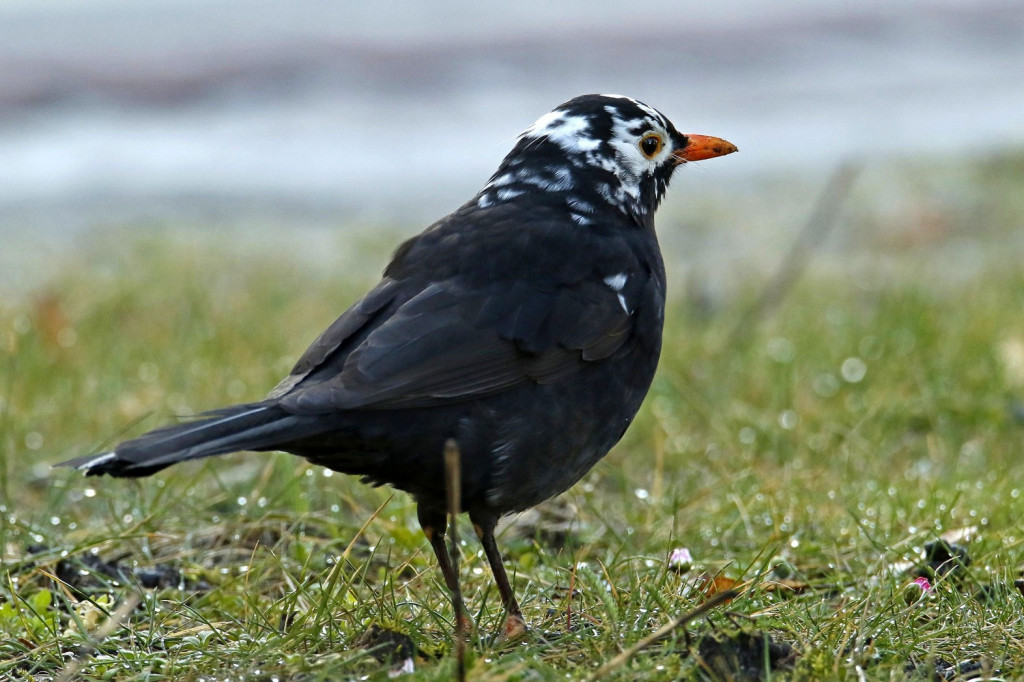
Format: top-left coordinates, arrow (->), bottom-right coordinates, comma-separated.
903,576 -> 932,603
668,547 -> 694,572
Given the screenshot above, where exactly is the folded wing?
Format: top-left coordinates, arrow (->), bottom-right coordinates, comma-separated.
279,276 -> 635,413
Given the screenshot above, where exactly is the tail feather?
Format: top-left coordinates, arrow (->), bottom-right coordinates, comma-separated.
57,402 -> 319,477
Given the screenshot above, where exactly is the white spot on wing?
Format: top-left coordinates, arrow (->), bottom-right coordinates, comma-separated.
604,273 -> 628,291
604,273 -> 631,313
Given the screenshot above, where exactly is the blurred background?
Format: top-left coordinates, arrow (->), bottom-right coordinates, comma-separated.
2,0 -> 1022,292
2,3 -> 1023,675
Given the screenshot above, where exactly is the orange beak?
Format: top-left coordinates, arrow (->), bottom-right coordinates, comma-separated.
673,134 -> 738,163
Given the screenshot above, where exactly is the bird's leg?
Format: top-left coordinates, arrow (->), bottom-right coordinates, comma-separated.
471,511 -> 528,640
418,507 -> 472,636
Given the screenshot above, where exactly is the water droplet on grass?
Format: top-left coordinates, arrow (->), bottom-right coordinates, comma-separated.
813,373 -> 840,397
841,357 -> 867,382
778,410 -> 798,430
766,337 -> 795,363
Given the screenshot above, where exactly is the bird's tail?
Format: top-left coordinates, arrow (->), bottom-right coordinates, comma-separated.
57,402 -> 318,477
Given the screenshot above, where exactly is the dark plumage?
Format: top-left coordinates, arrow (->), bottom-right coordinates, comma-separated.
58,94 -> 736,634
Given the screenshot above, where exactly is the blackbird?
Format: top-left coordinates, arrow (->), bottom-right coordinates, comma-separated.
59,94 -> 736,634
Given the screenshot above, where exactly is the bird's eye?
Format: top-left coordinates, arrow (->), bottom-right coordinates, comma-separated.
639,133 -> 663,159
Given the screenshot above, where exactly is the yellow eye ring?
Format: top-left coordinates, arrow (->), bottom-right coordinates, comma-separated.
639,133 -> 663,159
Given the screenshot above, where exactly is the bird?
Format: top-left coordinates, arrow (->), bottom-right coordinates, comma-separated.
58,94 -> 736,637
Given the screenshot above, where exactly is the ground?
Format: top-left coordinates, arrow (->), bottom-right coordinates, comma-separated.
2,154 -> 1023,680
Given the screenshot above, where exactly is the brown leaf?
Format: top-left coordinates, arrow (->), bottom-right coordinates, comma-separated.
698,573 -> 741,597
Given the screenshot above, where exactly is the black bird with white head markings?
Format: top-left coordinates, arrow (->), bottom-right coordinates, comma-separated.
60,94 -> 736,636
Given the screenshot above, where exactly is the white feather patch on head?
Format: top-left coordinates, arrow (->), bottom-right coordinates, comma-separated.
598,104 -> 676,212
523,110 -> 601,154
599,94 -> 668,129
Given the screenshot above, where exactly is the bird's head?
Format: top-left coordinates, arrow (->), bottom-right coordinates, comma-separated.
475,94 -> 737,229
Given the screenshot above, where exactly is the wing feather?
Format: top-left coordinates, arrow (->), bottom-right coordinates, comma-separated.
280,276 -> 637,414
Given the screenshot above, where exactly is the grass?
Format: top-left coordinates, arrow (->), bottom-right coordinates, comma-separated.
2,157 -> 1024,679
